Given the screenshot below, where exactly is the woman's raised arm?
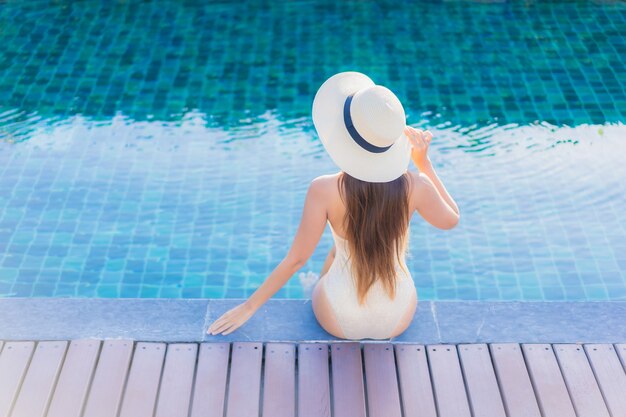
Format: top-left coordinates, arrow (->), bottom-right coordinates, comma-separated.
405,126 -> 460,229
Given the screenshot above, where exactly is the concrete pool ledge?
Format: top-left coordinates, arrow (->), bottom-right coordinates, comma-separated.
0,298 -> 624,343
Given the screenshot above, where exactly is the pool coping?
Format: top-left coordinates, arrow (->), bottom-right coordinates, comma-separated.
0,298 -> 624,343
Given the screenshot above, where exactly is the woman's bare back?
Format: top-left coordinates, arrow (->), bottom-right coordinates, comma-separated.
321,171 -> 420,239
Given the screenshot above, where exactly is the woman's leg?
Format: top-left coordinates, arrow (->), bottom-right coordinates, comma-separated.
311,275 -> 346,339
389,292 -> 418,338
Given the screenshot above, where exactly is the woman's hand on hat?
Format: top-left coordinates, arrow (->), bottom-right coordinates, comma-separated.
405,126 -> 432,169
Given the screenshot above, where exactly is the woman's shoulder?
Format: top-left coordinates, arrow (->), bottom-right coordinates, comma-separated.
311,172 -> 342,189
313,171 -> 342,181
406,170 -> 432,194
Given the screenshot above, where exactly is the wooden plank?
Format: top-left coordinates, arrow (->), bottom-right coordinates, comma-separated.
47,339 -> 101,417
427,344 -> 471,417
225,342 -> 263,417
119,342 -> 166,417
330,342 -> 366,417
190,343 -> 230,417
0,341 -> 35,417
11,340 -> 68,417
154,343 -> 198,417
584,344 -> 626,417
363,343 -> 402,417
297,343 -> 331,417
82,339 -> 134,417
458,343 -> 506,417
262,343 -> 296,417
490,343 -> 541,417
394,344 -> 437,417
553,344 -> 610,417
615,343 -> 626,372
521,344 -> 576,417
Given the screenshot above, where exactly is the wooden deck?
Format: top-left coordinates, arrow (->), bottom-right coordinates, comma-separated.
0,340 -> 625,417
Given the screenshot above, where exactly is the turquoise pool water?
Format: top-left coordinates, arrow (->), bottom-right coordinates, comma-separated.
0,0 -> 625,300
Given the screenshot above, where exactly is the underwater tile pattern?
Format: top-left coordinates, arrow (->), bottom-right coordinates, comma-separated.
0,0 -> 625,300
0,0 -> 625,126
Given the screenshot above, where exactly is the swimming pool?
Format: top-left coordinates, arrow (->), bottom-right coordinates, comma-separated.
0,0 -> 624,300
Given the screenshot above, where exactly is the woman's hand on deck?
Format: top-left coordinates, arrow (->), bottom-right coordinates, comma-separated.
207,301 -> 257,335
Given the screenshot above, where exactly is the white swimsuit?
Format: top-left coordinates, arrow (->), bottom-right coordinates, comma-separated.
321,221 -> 417,340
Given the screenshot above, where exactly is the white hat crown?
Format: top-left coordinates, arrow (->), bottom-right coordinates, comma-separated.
350,86 -> 406,148
311,71 -> 412,183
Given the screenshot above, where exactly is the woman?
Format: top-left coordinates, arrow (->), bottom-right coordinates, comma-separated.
208,72 -> 459,339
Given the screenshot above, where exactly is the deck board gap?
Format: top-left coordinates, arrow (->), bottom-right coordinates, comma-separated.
392,345 -> 406,417
9,341 -> 38,417
425,345 -> 441,417
485,344 -> 508,407
550,343 -> 579,413
327,343 -> 335,416
82,340 -> 104,417
43,340 -> 71,417
186,343 -> 201,416
456,345 -> 475,414
259,344 -> 266,416
293,344 -> 299,417
221,343 -> 233,417
116,341 -> 138,417
361,344 -> 370,417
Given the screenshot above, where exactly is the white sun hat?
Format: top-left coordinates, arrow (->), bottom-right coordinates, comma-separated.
312,71 -> 412,183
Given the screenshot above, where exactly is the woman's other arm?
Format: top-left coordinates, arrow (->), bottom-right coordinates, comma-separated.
414,156 -> 459,216
208,177 -> 328,335
245,177 -> 328,311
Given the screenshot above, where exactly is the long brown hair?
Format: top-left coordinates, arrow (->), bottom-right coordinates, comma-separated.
338,171 -> 412,306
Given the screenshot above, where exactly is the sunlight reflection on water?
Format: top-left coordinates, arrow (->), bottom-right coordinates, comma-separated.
0,110 -> 624,299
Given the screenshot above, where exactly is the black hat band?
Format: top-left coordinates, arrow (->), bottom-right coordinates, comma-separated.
343,94 -> 393,154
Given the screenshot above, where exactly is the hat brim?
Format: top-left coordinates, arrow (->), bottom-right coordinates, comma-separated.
312,72 -> 411,183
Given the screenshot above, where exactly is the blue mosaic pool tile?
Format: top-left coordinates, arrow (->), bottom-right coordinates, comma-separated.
0,0 -> 625,300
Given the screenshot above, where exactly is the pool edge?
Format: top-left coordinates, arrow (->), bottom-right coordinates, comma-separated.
0,298 -> 624,343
